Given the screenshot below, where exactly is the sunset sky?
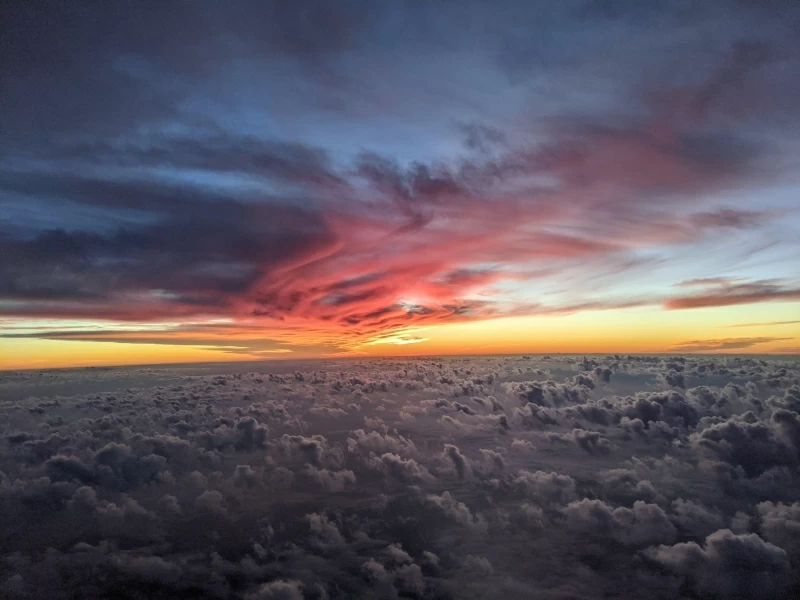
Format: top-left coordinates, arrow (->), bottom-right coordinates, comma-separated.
2,0 -> 799,369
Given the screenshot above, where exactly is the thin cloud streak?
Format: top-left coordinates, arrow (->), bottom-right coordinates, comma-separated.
669,337 -> 793,352
725,320 -> 800,328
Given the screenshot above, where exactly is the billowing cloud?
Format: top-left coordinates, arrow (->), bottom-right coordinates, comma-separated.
0,354 -> 799,597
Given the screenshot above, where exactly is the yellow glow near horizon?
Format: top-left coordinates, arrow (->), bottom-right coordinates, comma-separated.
1,303 -> 798,370
354,303 -> 799,355
0,339 -> 259,370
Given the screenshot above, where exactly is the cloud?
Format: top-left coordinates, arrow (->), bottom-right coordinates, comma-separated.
274,434 -> 329,467
513,470 -> 577,506
758,501 -> 800,559
689,208 -> 772,229
463,554 -> 494,575
1,355 -> 800,597
426,491 -> 487,532
725,320 -> 800,328
670,499 -> 725,538
665,280 -> 800,310
568,428 -> 612,455
675,277 -> 744,288
368,452 -> 436,484
0,193 -> 337,316
195,416 -> 269,453
306,512 -> 345,546
194,489 -> 228,519
245,580 -> 305,600
441,443 -> 472,480
346,429 -> 418,457
563,499 -> 676,547
503,379 -> 591,407
691,416 -> 797,477
649,529 -> 790,598
670,337 -> 793,352
301,465 -> 356,492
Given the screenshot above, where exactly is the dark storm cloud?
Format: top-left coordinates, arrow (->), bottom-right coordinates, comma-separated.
671,336 -> 794,352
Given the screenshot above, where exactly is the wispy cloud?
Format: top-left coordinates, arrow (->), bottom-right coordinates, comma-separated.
665,281 -> 800,310
725,320 -> 800,328
669,337 -> 792,352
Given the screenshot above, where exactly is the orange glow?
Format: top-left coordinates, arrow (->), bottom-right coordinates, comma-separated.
2,303 -> 797,370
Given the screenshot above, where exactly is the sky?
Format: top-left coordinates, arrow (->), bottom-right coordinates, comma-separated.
1,0 -> 799,370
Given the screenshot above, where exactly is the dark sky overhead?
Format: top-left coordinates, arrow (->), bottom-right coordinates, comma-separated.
1,0 -> 799,367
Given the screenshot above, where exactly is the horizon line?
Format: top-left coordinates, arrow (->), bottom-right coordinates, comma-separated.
3,350 -> 797,374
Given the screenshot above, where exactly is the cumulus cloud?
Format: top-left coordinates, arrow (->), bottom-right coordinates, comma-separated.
692,416 -> 797,477
1,354 -> 800,597
441,443 -> 472,480
346,429 -> 418,457
563,499 -> 676,547
547,428 -> 612,455
513,470 -> 577,506
367,452 -> 436,484
194,489 -> 228,519
649,529 -> 790,598
669,499 -> 725,538
306,512 -> 345,546
302,464 -> 356,492
503,380 -> 591,407
426,491 -> 487,532
245,580 -> 305,600
757,501 -> 800,559
463,554 -> 494,575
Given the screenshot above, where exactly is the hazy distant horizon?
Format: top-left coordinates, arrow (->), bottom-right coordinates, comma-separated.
3,350 -> 800,374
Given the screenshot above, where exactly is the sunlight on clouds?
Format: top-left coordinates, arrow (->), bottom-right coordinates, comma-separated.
2,301 -> 797,369
360,332 -> 431,347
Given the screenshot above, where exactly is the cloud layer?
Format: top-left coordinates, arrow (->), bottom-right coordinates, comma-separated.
1,354 -> 800,598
